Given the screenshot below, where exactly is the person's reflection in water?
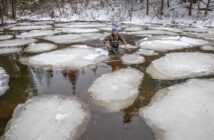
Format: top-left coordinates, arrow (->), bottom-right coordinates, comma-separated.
46,70 -> 53,87
67,70 -> 79,95
106,56 -> 122,72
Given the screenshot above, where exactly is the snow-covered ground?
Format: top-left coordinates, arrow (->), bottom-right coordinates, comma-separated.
88,68 -> 143,112
4,95 -> 90,140
139,78 -> 214,140
0,67 -> 9,96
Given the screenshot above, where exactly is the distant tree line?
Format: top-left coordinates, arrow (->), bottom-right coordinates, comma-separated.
0,0 -> 213,25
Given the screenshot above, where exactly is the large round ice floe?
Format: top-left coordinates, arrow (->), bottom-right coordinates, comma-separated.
121,30 -> 178,36
0,39 -> 37,48
0,47 -> 22,55
139,78 -> 214,140
25,43 -> 57,53
4,95 -> 90,140
22,46 -> 108,70
147,52 -> 214,80
9,25 -> 52,31
88,68 -> 143,112
0,35 -> 13,41
121,54 -> 145,65
16,30 -> 60,39
56,28 -> 99,34
43,33 -> 102,44
138,36 -> 209,52
0,67 -> 9,96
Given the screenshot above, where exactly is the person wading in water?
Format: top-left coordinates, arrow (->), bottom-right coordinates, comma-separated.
103,27 -> 128,54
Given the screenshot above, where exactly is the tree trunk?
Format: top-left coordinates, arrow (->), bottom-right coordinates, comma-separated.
146,0 -> 149,15
167,0 -> 170,7
11,0 -> 16,19
0,1 -> 4,25
188,0 -> 193,16
160,0 -> 164,15
205,0 -> 211,16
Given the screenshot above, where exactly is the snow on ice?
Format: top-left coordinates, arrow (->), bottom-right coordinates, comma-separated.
121,54 -> 145,65
25,43 -> 57,53
4,95 -> 90,140
16,30 -> 60,39
139,78 -> 214,140
0,67 -> 9,96
0,47 -> 22,55
21,45 -> 108,70
0,39 -> 37,48
88,68 -> 143,112
147,52 -> 214,80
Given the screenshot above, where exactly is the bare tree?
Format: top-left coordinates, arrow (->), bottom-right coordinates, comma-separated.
11,0 -> 16,19
160,0 -> 164,15
146,0 -> 149,15
0,0 -> 4,25
205,0 -> 211,16
188,0 -> 193,16
167,0 -> 170,7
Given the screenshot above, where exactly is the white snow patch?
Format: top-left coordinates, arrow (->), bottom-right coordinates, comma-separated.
23,46 -> 108,70
43,33 -> 102,44
88,68 -> 143,112
0,39 -> 37,48
0,67 -> 9,96
0,35 -> 13,41
121,54 -> 145,65
25,43 -> 57,53
180,36 -> 209,46
17,30 -> 60,39
4,95 -> 90,140
124,27 -> 143,32
139,78 -> 214,140
0,48 -> 22,55
147,52 -> 214,80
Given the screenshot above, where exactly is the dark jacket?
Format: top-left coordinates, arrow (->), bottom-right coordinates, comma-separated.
103,33 -> 126,46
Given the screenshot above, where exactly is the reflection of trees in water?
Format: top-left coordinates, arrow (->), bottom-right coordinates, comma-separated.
63,70 -> 79,95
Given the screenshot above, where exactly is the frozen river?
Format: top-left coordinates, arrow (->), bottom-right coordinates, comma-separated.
0,21 -> 214,140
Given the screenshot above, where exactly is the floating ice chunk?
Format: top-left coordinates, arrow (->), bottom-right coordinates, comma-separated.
121,30 -> 178,36
0,67 -> 9,96
139,40 -> 190,52
201,45 -> 214,51
153,35 -> 181,40
0,39 -> 37,48
139,78 -> 214,140
183,27 -> 209,33
22,47 -> 108,70
88,68 -> 143,112
4,95 -> 90,140
135,48 -> 158,56
43,33 -> 102,44
54,23 -> 106,28
124,27 -> 143,32
121,54 -> 145,65
0,47 -> 22,55
17,30 -> 60,39
56,28 -> 99,34
9,25 -> 52,31
0,35 -> 13,41
149,27 -> 183,33
147,52 -> 214,80
25,43 -> 57,53
120,44 -> 139,49
180,36 -> 209,46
